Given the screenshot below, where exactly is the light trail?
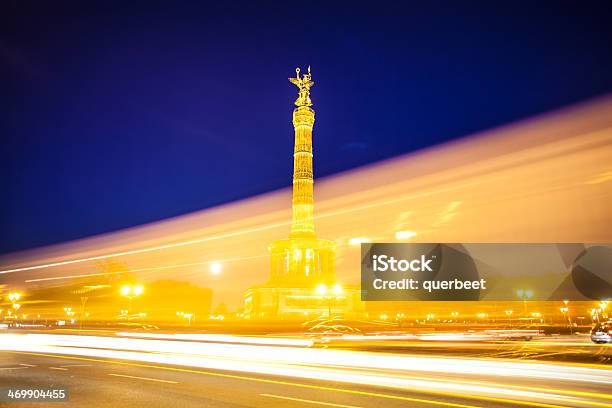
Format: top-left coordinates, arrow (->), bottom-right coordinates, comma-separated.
1,96 -> 611,309
3,351 -> 489,408
0,223 -> 289,275
23,254 -> 269,283
115,332 -> 314,347
0,100 -> 612,280
1,333 -> 611,407
0,169 -> 508,276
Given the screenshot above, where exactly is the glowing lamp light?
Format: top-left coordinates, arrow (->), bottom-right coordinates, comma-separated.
210,262 -> 222,275
120,284 -> 144,297
315,284 -> 327,296
316,284 -> 343,296
8,292 -> 21,302
517,289 -> 534,299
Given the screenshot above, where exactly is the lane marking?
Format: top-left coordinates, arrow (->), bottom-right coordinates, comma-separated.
19,363 -> 36,367
0,352 -> 482,408
49,366 -> 68,371
261,393 -> 362,408
107,373 -> 178,384
0,367 -> 28,370
1,351 -> 586,408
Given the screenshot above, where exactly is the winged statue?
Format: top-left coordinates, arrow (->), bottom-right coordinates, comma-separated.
289,66 -> 314,107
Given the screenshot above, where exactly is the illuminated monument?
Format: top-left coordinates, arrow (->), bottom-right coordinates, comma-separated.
245,67 -> 352,319
270,66 -> 336,285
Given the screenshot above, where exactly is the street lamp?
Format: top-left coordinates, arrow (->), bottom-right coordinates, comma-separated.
504,309 -> 513,325
63,307 -> 75,325
315,284 -> 343,317
600,300 -> 609,319
121,284 -> 144,297
7,291 -> 22,323
176,311 -> 194,326
559,305 -> 572,334
8,292 -> 21,302
12,303 -> 21,324
517,289 -> 533,315
120,284 -> 144,315
590,308 -> 599,323
563,300 -> 570,327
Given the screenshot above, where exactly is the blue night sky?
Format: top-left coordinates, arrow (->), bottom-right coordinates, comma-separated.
2,1 -> 612,254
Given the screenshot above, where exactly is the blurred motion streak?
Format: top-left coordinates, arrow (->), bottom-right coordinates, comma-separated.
0,96 -> 611,312
1,333 -> 611,407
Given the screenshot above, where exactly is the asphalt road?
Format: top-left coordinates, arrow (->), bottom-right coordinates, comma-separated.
1,333 -> 611,408
1,351 -> 515,408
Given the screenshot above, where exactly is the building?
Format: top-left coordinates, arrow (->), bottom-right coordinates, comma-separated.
244,67 -> 360,320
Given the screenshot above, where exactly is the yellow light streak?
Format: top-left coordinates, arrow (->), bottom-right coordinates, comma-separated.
23,255 -> 268,283
1,334 -> 611,408
0,350 -> 580,408
0,222 -> 290,275
0,96 -> 610,313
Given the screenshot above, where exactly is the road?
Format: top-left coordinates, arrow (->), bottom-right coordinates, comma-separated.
1,332 -> 611,407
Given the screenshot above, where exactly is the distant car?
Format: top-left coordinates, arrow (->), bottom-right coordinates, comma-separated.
591,322 -> 612,344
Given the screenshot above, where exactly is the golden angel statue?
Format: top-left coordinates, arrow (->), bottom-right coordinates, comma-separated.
289,66 -> 314,107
